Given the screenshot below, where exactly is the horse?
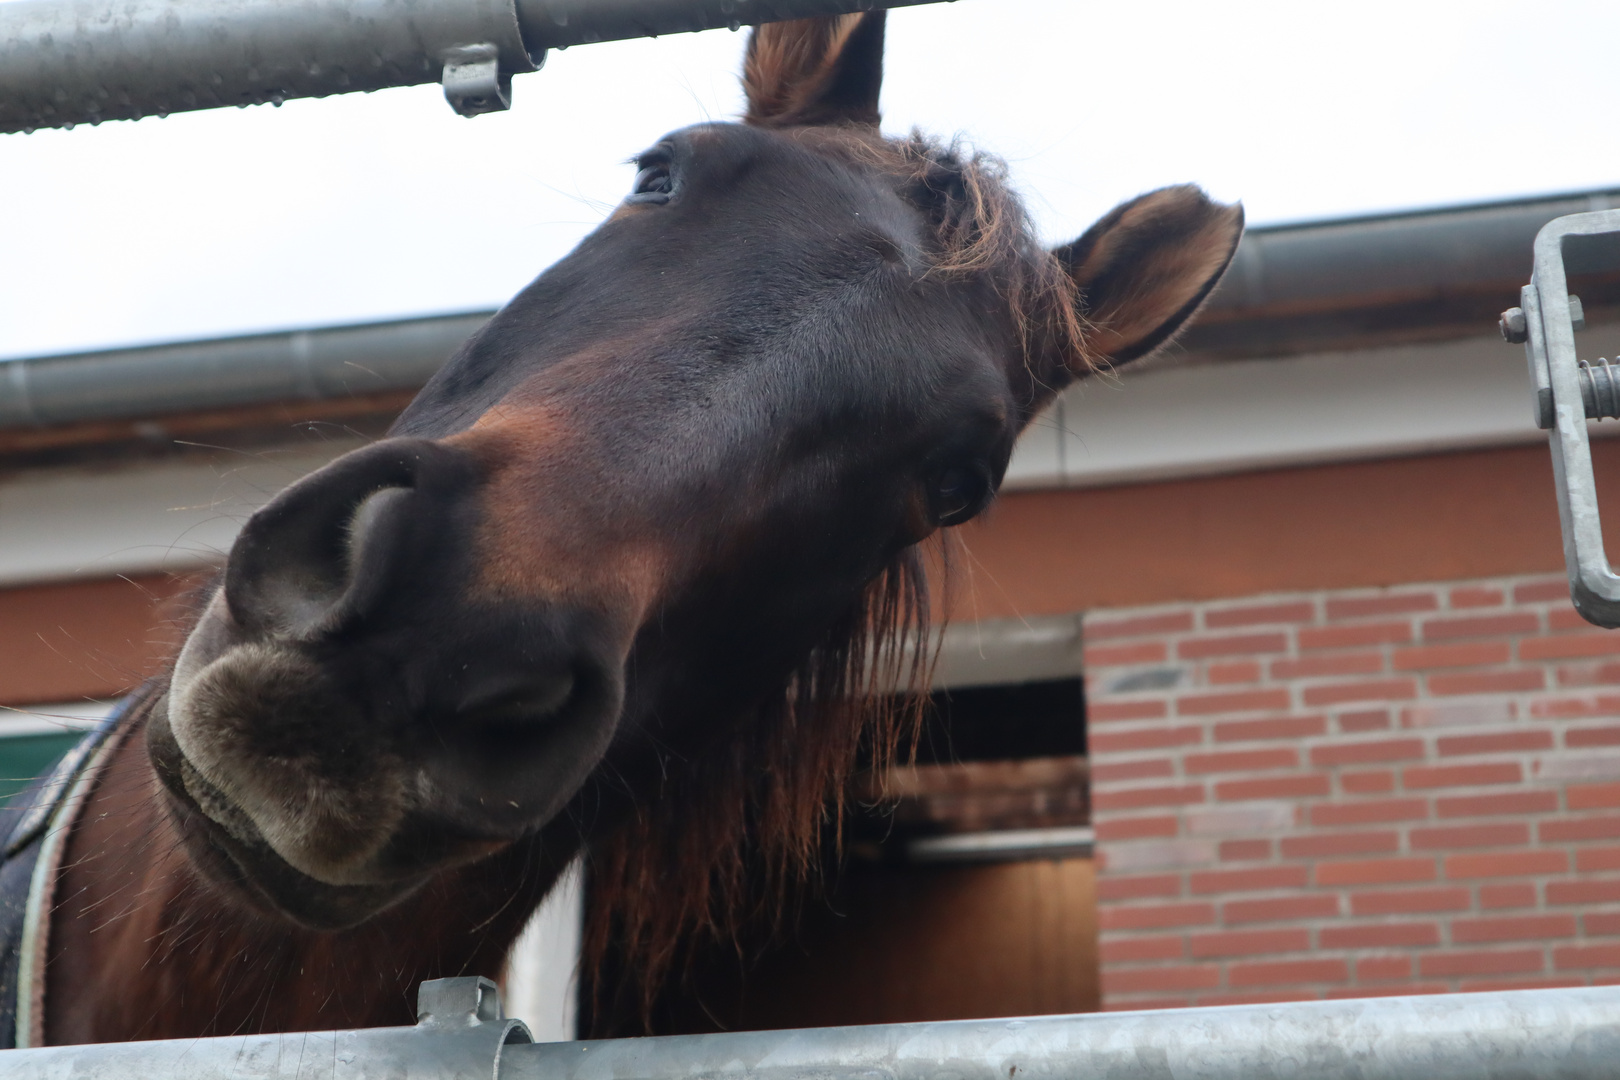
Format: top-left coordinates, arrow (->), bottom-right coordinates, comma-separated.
6,11 -> 1242,1047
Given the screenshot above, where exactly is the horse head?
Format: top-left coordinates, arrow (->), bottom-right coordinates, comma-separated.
148,13 -> 1242,940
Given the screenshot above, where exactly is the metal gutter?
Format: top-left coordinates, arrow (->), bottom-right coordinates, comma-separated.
1185,187 -> 1620,359
0,0 -> 947,134
0,311 -> 488,429
4,187 -> 1620,436
6,979 -> 1620,1079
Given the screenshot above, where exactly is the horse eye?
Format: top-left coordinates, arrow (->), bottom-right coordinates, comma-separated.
628,164 -> 674,204
930,466 -> 989,527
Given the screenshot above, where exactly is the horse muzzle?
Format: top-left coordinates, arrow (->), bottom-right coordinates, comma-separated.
154,437 -> 629,927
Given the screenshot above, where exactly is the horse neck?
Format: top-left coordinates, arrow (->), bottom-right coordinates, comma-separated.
43,693 -> 574,1045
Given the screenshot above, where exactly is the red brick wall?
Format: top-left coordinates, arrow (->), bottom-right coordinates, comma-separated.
1084,573 -> 1620,1010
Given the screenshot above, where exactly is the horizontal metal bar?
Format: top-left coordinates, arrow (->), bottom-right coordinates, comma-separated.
5,985 -> 1619,1078
905,825 -> 1093,863
511,988 -> 1620,1080
0,0 -> 948,135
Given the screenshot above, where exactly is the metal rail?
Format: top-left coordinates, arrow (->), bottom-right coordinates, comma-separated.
6,979 -> 1620,1079
0,0 -> 947,134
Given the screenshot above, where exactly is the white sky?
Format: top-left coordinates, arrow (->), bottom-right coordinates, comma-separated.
2,0 -> 1618,360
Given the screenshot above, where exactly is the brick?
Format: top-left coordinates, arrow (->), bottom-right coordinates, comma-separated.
1212,716 -> 1326,742
1215,775 -> 1331,801
1208,660 -> 1262,685
1550,608 -> 1601,632
1533,694 -> 1620,718
1568,783 -> 1620,810
1185,803 -> 1293,836
1539,816 -> 1620,843
1093,784 -> 1206,812
1102,965 -> 1222,994
1311,798 -> 1429,826
1320,922 -> 1441,949
1086,611 -> 1194,640
1089,725 -> 1204,753
1315,857 -> 1435,886
1199,991 -> 1311,1007
1178,633 -> 1289,660
1309,739 -> 1425,766
1403,699 -> 1517,728
1303,679 -> 1419,707
1338,709 -> 1391,732
1566,726 -> 1620,748
1419,949 -> 1545,978
1084,640 -> 1169,667
1100,996 -> 1195,1011
1575,846 -> 1620,873
1341,770 -> 1395,794
1104,840 -> 1218,873
1326,983 -> 1452,999
1450,586 -> 1505,609
1279,831 -> 1398,858
1219,839 -> 1271,861
1090,700 -> 1170,723
1204,600 -> 1317,628
1445,850 -> 1568,878
1095,816 -> 1180,842
1271,653 -> 1384,679
1515,579 -> 1575,603
1223,894 -> 1340,923
1583,911 -> 1620,935
1554,943 -> 1620,970
1452,914 -> 1577,943
1403,762 -> 1522,789
1436,729 -> 1554,756
1100,902 -> 1217,930
1349,887 -> 1471,915
1421,612 -> 1540,640
1177,689 -> 1292,716
1185,748 -> 1299,775
1299,622 -> 1412,651
1188,928 -> 1310,958
1547,878 -> 1620,905
1228,958 -> 1349,987
1100,935 -> 1184,963
1480,883 -> 1538,909
1410,823 -> 1530,849
1326,593 -> 1439,620
1189,865 -> 1309,894
1393,642 -> 1512,670
1520,633 -> 1620,661
1093,758 -> 1177,783
1458,977 -> 1584,993
1436,791 -> 1559,818
1355,956 -> 1413,981
1428,670 -> 1546,696
1097,874 -> 1183,901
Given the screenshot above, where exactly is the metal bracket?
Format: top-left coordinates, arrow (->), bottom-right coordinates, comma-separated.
442,43 -> 511,117
1503,209 -> 1620,627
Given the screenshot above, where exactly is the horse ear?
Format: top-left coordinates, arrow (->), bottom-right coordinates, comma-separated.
1054,185 -> 1244,368
743,12 -> 885,127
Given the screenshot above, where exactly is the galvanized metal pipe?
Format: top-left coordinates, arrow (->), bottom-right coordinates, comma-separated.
5,985 -> 1620,1078
0,0 -> 948,135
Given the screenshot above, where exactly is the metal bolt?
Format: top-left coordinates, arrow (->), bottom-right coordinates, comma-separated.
1501,307 -> 1528,344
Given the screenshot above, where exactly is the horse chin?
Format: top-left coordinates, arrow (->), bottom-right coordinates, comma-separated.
146,694 -> 505,931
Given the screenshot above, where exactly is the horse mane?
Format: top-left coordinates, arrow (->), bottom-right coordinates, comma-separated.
580,129 -> 1081,1030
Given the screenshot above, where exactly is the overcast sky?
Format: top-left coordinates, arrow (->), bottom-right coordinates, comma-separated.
2,0 -> 1617,360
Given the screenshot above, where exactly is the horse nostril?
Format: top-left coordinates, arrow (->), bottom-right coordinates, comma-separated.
455,671 -> 577,729
225,439 -> 469,641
